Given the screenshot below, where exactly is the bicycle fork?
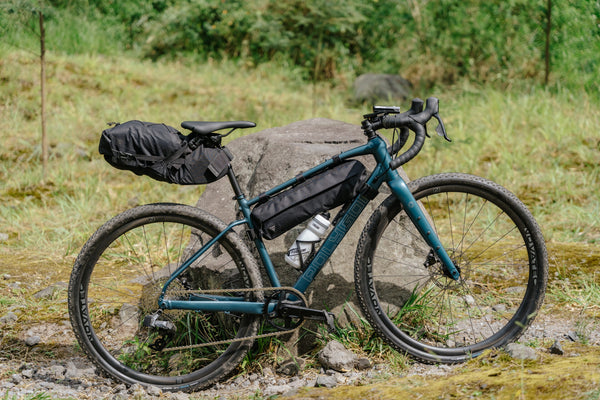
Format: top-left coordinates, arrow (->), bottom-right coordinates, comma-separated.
387,171 -> 461,281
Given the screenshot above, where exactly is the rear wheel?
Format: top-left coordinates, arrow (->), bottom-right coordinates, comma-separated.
355,173 -> 548,363
68,203 -> 263,391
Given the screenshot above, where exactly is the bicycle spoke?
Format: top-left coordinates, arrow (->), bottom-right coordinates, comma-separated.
359,174 -> 546,361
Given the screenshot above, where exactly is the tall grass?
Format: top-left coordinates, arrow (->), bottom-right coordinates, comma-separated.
0,50 -> 598,267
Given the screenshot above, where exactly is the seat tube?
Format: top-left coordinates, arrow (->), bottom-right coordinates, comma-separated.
228,166 -> 282,287
386,171 -> 461,280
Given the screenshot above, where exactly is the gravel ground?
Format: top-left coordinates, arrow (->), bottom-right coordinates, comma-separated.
1,310 -> 597,400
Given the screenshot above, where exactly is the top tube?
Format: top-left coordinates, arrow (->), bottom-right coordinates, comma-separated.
246,137 -> 391,207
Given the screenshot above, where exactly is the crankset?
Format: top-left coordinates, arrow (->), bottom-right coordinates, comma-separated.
264,289 -> 336,333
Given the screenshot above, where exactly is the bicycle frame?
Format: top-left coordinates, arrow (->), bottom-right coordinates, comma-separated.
159,134 -> 460,314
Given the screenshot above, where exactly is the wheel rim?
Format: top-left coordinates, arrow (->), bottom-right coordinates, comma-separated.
370,183 -> 541,357
76,214 -> 256,386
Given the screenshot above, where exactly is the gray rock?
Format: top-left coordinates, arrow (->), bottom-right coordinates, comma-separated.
46,365 -> 66,379
21,369 -> 34,378
318,341 -> 357,372
64,361 -> 96,380
277,357 -> 305,376
166,392 -> 190,400
315,374 -> 338,388
64,362 -> 81,379
566,331 -> 579,342
356,357 -> 371,370
113,384 -> 127,393
505,343 -> 539,361
263,384 -> 293,397
353,73 -> 412,104
113,392 -> 129,400
0,311 -> 18,325
146,385 -> 162,396
0,233 -> 8,242
11,374 -> 22,384
33,282 -> 68,300
549,340 -> 564,355
130,383 -> 146,396
25,335 -> 41,347
196,118 -> 424,331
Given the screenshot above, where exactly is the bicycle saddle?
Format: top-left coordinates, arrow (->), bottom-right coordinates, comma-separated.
181,121 -> 256,136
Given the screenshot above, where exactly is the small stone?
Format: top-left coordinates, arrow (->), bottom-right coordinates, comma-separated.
33,282 -> 67,300
463,295 -> 475,306
21,369 -> 34,378
277,357 -> 305,376
505,343 -> 539,361
25,335 -> 41,346
166,392 -> 190,400
65,361 -> 83,379
0,233 -> 8,242
146,385 -> 162,396
355,357 -> 371,370
566,331 -> 579,342
263,384 -> 293,397
318,341 -> 357,372
130,383 -> 146,396
0,311 -> 18,325
49,365 -> 67,379
549,340 -> 564,355
113,384 -> 127,393
113,392 -> 129,400
492,304 -> 507,313
315,374 -> 338,388
11,374 -> 22,384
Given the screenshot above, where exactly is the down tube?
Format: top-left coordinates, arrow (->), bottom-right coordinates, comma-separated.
294,194 -> 371,293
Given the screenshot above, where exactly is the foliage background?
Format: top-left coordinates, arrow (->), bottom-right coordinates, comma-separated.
2,0 -> 599,90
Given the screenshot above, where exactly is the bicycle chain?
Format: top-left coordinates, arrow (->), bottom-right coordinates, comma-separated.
162,286 -> 307,352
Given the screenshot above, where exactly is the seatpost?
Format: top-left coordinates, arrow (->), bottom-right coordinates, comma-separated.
226,165 -> 245,199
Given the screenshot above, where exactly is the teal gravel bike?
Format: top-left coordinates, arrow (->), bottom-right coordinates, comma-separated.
68,97 -> 548,392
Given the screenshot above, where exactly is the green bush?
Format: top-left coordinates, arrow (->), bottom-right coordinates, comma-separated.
1,0 -> 599,93
248,0 -> 367,80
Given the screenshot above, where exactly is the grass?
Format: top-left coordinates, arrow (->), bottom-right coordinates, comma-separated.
1,48 -> 599,398
292,344 -> 600,400
1,50 -> 598,261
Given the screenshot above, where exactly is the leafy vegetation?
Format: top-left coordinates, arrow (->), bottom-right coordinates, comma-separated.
2,0 -> 600,91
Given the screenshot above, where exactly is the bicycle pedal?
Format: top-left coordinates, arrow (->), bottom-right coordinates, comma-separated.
143,313 -> 176,332
279,304 -> 336,332
322,311 -> 336,333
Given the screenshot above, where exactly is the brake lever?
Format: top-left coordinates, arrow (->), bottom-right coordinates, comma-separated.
433,113 -> 451,142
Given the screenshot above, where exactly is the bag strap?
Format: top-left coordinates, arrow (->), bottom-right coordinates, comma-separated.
163,142 -> 191,167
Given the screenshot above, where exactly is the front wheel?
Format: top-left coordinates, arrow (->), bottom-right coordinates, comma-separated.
354,173 -> 548,363
68,203 -> 263,391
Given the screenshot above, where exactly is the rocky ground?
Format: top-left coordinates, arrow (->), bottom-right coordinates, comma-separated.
1,306 -> 597,400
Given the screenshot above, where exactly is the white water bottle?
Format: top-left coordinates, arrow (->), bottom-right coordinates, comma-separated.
284,214 -> 331,269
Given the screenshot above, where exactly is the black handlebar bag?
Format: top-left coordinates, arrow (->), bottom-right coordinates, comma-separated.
251,160 -> 368,240
99,120 -> 232,185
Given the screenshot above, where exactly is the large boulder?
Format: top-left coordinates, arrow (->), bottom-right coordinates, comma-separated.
195,118 -> 425,328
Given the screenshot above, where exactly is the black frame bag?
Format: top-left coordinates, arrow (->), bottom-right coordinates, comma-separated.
251,160 -> 368,240
99,120 -> 232,185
